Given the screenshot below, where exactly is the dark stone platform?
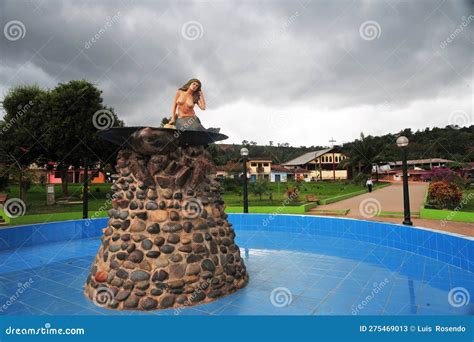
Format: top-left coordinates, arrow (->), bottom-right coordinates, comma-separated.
84,126 -> 248,311
100,127 -> 228,155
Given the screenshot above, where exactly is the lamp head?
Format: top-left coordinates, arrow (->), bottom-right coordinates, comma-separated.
240,147 -> 249,157
396,136 -> 409,148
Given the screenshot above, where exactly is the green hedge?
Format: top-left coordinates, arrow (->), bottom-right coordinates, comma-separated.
0,207 -> 10,224
225,206 -> 305,214
420,208 -> 474,223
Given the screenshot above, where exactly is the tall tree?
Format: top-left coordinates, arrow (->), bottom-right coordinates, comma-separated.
0,85 -> 47,201
41,80 -> 123,197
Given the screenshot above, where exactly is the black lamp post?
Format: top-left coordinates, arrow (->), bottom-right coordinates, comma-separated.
240,147 -> 249,214
83,157 -> 89,219
396,136 -> 412,226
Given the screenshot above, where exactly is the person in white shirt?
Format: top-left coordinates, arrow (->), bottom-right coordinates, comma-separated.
366,177 -> 373,193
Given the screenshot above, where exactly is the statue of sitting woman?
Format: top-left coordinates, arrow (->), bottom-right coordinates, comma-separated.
168,78 -> 207,131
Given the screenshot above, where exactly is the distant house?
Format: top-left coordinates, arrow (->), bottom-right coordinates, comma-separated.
282,148 -> 349,180
270,165 -> 288,182
375,158 -> 455,182
247,157 -> 272,182
387,158 -> 453,169
216,162 -> 242,180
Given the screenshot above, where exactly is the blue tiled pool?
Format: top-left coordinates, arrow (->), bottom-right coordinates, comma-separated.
0,215 -> 473,315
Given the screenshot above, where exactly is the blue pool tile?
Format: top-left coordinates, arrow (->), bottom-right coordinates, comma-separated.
0,216 -> 472,316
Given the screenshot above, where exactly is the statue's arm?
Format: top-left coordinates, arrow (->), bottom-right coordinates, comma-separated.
197,90 -> 206,110
170,91 -> 179,123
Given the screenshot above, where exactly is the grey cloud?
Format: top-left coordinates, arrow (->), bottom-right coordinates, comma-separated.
0,0 -> 472,145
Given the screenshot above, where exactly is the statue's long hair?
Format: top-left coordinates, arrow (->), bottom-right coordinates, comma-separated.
179,78 -> 202,103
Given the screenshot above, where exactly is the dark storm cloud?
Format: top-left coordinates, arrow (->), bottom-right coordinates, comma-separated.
0,0 -> 472,144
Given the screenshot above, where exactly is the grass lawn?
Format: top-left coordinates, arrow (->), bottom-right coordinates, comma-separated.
222,181 -> 384,207
4,183 -> 113,215
1,181 -> 385,225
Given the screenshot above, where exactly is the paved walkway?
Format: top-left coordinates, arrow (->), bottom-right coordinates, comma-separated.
317,183 -> 429,215
311,182 -> 474,237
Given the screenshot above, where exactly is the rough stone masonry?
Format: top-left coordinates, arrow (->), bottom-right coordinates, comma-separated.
84,128 -> 248,311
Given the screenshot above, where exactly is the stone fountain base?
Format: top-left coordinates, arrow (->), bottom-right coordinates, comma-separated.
84,127 -> 248,310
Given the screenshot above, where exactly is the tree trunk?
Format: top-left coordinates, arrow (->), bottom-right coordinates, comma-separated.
18,169 -> 27,203
60,166 -> 69,197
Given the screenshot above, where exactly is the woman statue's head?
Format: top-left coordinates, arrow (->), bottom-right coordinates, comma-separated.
179,78 -> 202,103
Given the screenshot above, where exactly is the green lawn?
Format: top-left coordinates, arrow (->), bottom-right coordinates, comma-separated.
222,181 -> 383,207
1,181 -> 384,226
4,183 -> 113,215
3,181 -> 377,215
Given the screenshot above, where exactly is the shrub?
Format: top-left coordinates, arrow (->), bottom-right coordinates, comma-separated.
427,181 -> 463,210
431,167 -> 455,183
220,177 -> 239,192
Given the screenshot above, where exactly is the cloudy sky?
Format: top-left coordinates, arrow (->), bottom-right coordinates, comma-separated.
1,0 -> 472,147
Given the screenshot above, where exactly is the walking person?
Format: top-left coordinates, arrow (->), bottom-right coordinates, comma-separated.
366,177 -> 373,193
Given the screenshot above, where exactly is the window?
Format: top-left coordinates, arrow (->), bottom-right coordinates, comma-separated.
251,162 -> 256,167
329,156 -> 332,162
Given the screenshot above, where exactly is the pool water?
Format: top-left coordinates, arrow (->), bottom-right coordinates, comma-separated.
0,229 -> 472,316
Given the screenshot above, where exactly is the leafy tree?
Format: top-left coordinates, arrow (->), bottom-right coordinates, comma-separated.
0,85 -> 47,201
250,180 -> 269,201
41,80 -> 123,197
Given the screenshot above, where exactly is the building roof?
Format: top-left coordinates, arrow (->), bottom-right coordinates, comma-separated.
282,148 -> 334,166
271,164 -> 290,173
248,157 -> 272,161
388,158 -> 453,166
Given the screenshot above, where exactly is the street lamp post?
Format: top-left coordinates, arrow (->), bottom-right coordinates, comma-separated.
396,136 -> 412,226
83,157 -> 89,220
240,148 -> 249,214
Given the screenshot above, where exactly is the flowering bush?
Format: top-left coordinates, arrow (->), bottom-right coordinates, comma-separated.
430,167 -> 455,183
427,181 -> 463,210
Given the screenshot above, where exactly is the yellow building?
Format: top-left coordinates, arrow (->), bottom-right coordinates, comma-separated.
247,157 -> 272,182
282,148 -> 349,180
